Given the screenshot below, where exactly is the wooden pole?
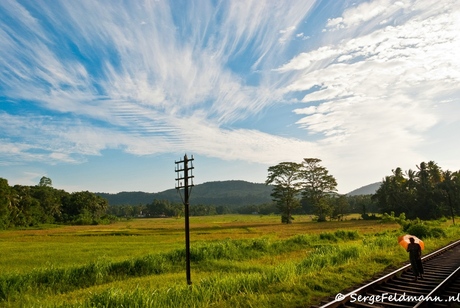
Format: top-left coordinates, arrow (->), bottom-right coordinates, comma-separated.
184,154 -> 192,285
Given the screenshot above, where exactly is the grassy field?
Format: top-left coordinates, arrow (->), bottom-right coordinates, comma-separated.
0,214 -> 459,307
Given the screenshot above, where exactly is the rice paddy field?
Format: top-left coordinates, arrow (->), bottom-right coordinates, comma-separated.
1,214 -> 459,308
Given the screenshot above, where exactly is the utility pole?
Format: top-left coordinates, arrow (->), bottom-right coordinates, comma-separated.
175,154 -> 194,285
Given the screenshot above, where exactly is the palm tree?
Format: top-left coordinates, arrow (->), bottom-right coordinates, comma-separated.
439,170 -> 460,225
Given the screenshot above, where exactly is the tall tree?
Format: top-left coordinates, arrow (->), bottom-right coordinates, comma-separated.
300,158 -> 338,222
62,191 -> 108,222
31,186 -> 63,223
266,162 -> 302,224
0,178 -> 12,229
374,167 -> 420,218
39,176 -> 52,187
373,161 -> 460,220
416,161 -> 442,219
439,170 -> 460,225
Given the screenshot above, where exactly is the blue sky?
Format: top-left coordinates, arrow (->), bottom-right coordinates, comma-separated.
1,0 -> 459,194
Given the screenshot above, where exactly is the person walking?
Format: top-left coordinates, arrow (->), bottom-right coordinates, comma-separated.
407,237 -> 424,281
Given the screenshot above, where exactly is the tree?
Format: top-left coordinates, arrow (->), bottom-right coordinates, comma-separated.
347,195 -> 378,215
373,161 -> 460,220
265,162 -> 302,224
31,186 -> 63,223
438,170 -> 460,225
190,204 -> 217,216
10,185 -> 42,227
373,167 -> 418,218
0,178 -> 12,229
300,158 -> 338,222
145,199 -> 183,217
39,176 -> 52,187
0,177 -> 112,227
332,195 -> 349,221
216,205 -> 231,215
62,191 -> 108,223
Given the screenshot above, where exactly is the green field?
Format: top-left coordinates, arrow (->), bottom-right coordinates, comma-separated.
1,214 -> 459,307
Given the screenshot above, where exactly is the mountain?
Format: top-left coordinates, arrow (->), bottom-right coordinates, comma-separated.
96,180 -> 274,208
347,182 -> 381,196
96,180 -> 382,207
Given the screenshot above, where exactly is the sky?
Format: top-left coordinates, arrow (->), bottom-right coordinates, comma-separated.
1,0 -> 459,194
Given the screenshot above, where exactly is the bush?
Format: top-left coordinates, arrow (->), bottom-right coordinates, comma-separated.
428,227 -> 446,238
382,212 -> 407,226
402,219 -> 447,239
288,234 -> 311,245
405,224 -> 430,239
281,214 -> 294,224
319,233 -> 337,242
334,230 -> 360,240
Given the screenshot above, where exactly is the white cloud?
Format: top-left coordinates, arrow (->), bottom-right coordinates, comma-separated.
277,0 -> 460,191
280,0 -> 460,135
1,0 -> 317,121
1,0 -> 459,193
0,0 -> 320,167
171,116 -> 319,165
325,0 -> 411,31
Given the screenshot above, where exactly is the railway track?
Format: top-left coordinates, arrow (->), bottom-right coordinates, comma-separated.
314,239 -> 460,308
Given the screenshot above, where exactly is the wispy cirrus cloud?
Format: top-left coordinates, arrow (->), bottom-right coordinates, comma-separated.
276,0 -> 460,186
1,0 -> 459,193
0,0 -> 318,166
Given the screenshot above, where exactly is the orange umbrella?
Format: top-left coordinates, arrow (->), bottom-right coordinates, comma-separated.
398,234 -> 424,250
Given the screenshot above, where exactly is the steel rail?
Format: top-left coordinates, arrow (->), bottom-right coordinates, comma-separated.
316,239 -> 460,308
413,266 -> 460,307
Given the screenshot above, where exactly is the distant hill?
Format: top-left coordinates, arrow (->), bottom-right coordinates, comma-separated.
96,180 -> 382,207
96,180 -> 274,208
347,182 -> 381,196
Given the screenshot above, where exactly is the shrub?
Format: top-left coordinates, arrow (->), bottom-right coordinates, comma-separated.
405,224 -> 430,239
319,233 -> 337,242
402,219 -> 446,239
288,234 -> 311,245
382,212 -> 406,226
428,227 -> 446,238
438,217 -> 448,223
334,230 -> 360,240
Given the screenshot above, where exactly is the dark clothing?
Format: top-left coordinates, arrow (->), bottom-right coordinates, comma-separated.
407,242 -> 424,277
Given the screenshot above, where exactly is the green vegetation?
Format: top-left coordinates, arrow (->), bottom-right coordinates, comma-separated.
0,177 -> 110,229
97,180 -> 274,207
265,158 -> 338,223
1,159 -> 460,306
265,162 -> 302,224
0,215 -> 458,307
373,161 -> 460,221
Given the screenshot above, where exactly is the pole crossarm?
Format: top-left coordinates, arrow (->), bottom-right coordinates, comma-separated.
175,167 -> 195,172
175,175 -> 195,185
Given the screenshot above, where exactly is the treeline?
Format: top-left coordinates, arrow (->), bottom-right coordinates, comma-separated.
373,161 -> 460,221
108,196 -> 378,219
6,160 -> 456,228
0,175 -> 377,229
0,177 -> 109,229
107,199 -> 281,218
